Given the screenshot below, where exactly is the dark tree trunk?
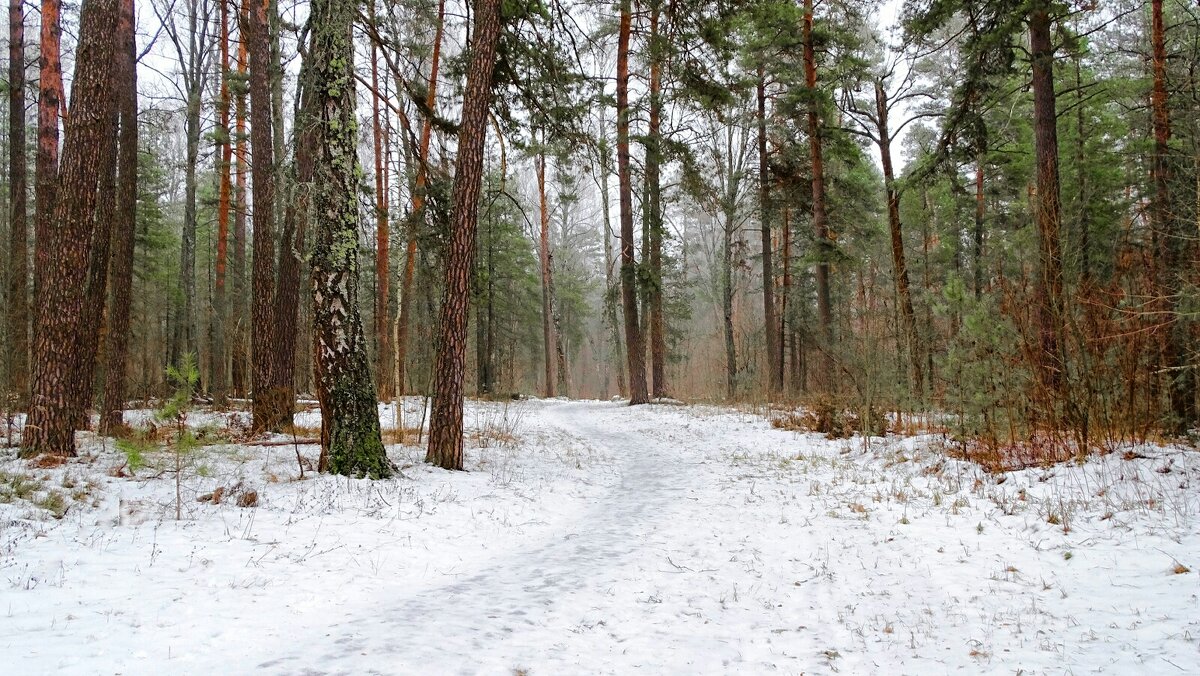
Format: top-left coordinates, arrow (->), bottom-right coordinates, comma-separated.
1028,5 -> 1066,397
7,0 -> 28,402
305,0 -> 391,478
248,0 -> 284,431
70,88 -> 118,427
757,67 -> 780,395
722,211 -> 736,400
875,80 -> 923,395
538,144 -> 557,397
647,2 -> 667,399
425,0 -> 503,470
212,0 -> 232,406
98,0 -> 137,435
22,0 -> 118,457
174,86 -> 202,369
803,0 -> 832,345
1150,0 -> 1195,432
617,0 -> 648,405
597,134 -> 626,397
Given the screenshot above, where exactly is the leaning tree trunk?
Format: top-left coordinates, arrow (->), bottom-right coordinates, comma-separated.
7,0 -> 28,402
98,0 -> 137,435
617,0 -> 648,405
875,79 -> 923,396
425,0 -> 503,471
305,0 -> 391,479
248,0 -> 284,431
22,0 -> 117,457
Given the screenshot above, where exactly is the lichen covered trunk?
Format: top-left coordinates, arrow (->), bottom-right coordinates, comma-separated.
306,0 -> 391,479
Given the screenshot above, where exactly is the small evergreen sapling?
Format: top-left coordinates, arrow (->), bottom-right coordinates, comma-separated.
159,354 -> 200,519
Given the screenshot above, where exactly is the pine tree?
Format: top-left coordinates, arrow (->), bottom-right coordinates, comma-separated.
22,0 -> 118,457
426,0 -> 504,470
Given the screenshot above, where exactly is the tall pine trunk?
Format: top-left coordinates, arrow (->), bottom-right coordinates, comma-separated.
212,0 -> 232,405
426,0 -> 503,470
538,144 -> 557,397
1150,0 -> 1195,432
231,15 -> 249,397
33,0 -> 62,338
646,2 -> 667,399
803,0 -> 832,348
757,67 -> 780,395
1028,5 -> 1067,399
7,0 -> 28,402
99,0 -> 137,435
617,0 -> 648,405
248,0 -> 284,431
370,38 -> 392,401
22,0 -> 117,457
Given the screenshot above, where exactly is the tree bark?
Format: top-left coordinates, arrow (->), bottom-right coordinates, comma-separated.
617,0 -> 648,404
425,0 -> 503,470
22,0 -> 117,457
803,0 -> 832,346
1150,0 -> 1195,433
305,0 -> 391,478
7,0 -> 28,402
597,133 -> 626,397
370,39 -> 392,401
396,0 -> 445,397
231,11 -> 249,397
33,0 -> 62,337
647,1 -> 667,399
875,79 -> 923,395
757,67 -> 780,395
1028,5 -> 1066,397
212,0 -> 233,406
248,0 -> 284,431
538,143 -> 557,397
69,82 -> 119,426
99,0 -> 137,435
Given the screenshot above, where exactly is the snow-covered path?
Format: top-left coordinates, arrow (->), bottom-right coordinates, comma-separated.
2,399 -> 1198,674
276,401 -> 720,672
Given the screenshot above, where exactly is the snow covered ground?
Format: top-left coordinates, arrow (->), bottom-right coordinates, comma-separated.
1,399 -> 1198,674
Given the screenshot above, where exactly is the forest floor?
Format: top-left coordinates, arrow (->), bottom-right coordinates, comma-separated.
0,398 -> 1198,674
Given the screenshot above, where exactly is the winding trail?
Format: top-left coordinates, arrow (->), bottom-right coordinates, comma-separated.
297,400 -> 746,673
